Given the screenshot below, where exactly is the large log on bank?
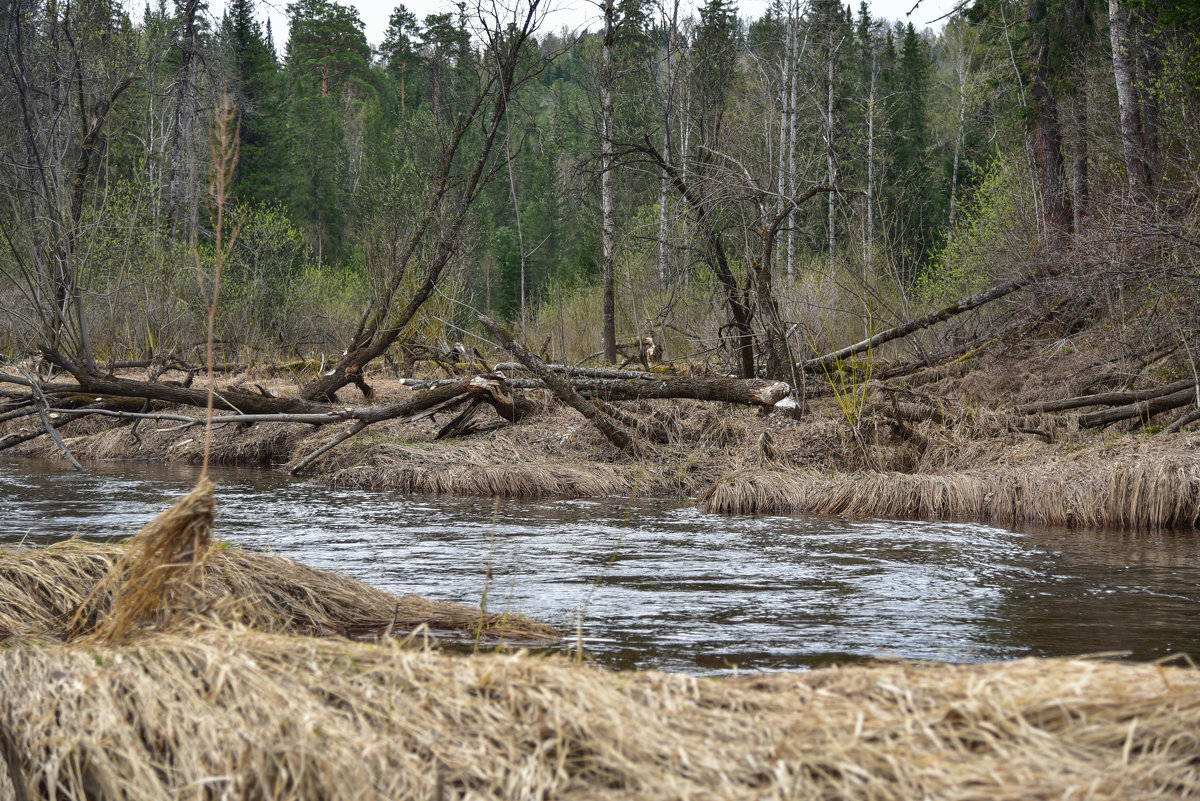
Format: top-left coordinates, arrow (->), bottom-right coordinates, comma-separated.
400,375 -> 791,406
574,377 -> 790,406
1016,379 -> 1193,415
1079,386 -> 1198,429
39,350 -> 329,417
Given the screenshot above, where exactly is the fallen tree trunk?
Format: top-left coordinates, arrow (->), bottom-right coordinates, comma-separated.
576,377 -> 790,406
290,376 -> 535,474
478,315 -> 635,451
490,362 -> 659,380
15,367 -> 84,471
401,375 -> 790,405
802,266 -> 1053,374
1016,379 -> 1193,414
1079,387 -> 1197,429
40,350 -> 330,417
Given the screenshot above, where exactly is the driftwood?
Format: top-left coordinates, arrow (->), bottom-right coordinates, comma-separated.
478,315 -> 635,451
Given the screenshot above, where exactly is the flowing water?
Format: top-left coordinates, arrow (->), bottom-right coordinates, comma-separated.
2,457 -> 1198,673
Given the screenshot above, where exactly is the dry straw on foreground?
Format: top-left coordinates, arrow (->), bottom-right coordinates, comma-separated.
0,539 -> 556,643
0,630 -> 1197,800
700,455 -> 1200,529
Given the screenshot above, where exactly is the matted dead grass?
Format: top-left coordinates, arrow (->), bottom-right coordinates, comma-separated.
0,628 -> 1196,800
0,539 -> 557,643
699,452 -> 1200,529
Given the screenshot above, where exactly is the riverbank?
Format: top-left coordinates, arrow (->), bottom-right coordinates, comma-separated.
0,539 -> 556,643
7,336 -> 1200,529
0,467 -> 1196,799
1,624 -> 1196,800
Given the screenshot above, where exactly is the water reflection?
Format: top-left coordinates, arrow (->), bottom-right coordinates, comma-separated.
2,457 -> 1198,673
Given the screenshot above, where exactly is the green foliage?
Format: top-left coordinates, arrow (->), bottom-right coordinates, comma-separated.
918,157 -> 1035,305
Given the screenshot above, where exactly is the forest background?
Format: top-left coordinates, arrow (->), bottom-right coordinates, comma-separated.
2,0 -> 1198,387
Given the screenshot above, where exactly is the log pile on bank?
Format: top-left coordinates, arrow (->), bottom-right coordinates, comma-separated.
0,346 -> 792,475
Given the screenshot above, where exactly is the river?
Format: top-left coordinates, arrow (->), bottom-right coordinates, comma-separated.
2,457 -> 1198,673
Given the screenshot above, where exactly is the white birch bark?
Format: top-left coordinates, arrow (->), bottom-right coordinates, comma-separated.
601,0 -> 617,362
1108,0 -> 1149,191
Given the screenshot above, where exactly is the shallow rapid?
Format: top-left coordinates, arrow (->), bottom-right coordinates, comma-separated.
2,457 -> 1198,673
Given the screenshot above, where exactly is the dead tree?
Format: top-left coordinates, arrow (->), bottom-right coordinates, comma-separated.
298,0 -> 549,404
1,0 -> 138,373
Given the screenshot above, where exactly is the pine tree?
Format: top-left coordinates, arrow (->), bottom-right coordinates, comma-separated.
223,0 -> 281,205
380,5 -> 422,117
283,0 -> 374,263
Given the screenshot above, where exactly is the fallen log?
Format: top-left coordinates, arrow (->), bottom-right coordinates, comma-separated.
289,376 -> 535,473
40,350 -> 330,417
575,377 -> 790,405
14,367 -> 84,471
1079,387 -> 1198,429
1016,379 -> 1193,415
401,375 -> 790,406
478,315 -> 635,452
490,362 -> 660,380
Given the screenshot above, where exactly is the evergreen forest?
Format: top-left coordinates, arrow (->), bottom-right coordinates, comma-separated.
2,0 -> 1198,387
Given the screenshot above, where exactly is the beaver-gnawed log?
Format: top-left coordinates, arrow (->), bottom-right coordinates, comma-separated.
400,375 -> 791,406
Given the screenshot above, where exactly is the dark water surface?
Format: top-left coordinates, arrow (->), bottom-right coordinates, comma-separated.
2,457 -> 1198,673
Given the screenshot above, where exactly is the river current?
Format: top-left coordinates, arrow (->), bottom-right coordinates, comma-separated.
2,457 -> 1198,673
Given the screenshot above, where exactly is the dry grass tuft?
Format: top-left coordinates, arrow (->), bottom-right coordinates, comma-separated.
0,630 -> 1196,800
0,540 -> 556,643
700,455 -> 1200,529
70,478 -> 215,643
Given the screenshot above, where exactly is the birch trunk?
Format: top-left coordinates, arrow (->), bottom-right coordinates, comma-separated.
658,0 -> 679,287
1108,0 -> 1150,191
601,0 -> 617,363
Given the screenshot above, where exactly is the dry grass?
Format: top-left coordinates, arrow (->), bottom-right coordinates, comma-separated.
71,478 -> 216,642
0,539 -> 557,643
0,628 -> 1196,800
699,453 -> 1200,529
